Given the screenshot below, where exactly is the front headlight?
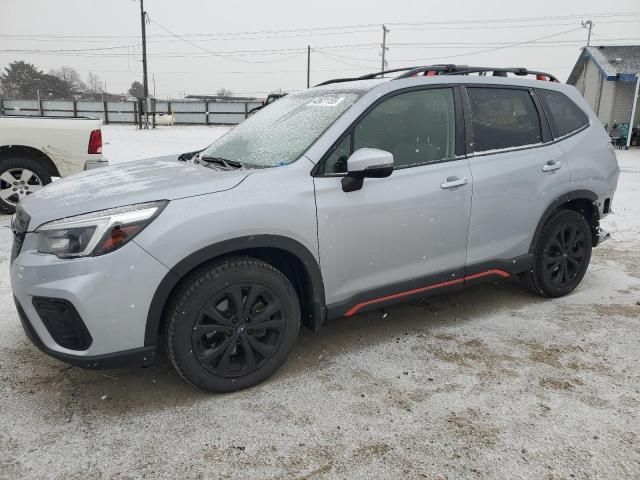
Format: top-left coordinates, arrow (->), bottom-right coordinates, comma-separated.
36,201 -> 168,258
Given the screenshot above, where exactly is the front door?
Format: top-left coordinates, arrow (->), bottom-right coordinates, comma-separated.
313,87 -> 473,315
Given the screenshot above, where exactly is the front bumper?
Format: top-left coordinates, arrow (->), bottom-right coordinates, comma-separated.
14,297 -> 156,369
10,234 -> 169,368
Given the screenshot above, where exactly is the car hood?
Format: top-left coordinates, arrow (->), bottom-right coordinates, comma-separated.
21,157 -> 250,229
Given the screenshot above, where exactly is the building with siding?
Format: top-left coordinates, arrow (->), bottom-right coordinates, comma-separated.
567,45 -> 639,147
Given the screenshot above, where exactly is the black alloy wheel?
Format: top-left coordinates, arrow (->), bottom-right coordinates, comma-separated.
521,209 -> 593,297
542,223 -> 588,288
192,283 -> 287,378
166,257 -> 300,392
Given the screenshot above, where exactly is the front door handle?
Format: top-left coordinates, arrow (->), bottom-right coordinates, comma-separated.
441,176 -> 468,189
542,160 -> 562,172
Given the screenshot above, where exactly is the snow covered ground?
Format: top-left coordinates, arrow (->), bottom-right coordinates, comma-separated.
0,129 -> 639,478
102,124 -> 231,164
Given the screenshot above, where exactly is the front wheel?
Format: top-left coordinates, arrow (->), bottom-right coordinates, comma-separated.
521,209 -> 593,297
166,257 -> 300,392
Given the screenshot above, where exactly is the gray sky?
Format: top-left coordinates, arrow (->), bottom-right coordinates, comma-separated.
1,0 -> 639,98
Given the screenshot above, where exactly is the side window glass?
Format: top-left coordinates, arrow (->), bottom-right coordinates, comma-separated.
353,88 -> 456,168
538,89 -> 589,138
467,88 -> 542,152
323,134 -> 351,174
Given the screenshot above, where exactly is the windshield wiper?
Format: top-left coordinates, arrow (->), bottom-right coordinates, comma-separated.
199,156 -> 245,170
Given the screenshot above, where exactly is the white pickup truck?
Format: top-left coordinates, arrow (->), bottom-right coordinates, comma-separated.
0,116 -> 107,214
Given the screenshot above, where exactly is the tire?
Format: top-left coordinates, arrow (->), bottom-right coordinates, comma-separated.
166,257 -> 300,392
0,157 -> 51,215
521,209 -> 592,297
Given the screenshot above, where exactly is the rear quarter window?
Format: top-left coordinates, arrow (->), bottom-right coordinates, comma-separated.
537,89 -> 589,139
466,87 -> 542,152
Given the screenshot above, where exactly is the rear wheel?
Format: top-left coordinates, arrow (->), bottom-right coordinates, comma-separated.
521,209 -> 592,297
0,157 -> 51,214
166,257 -> 300,392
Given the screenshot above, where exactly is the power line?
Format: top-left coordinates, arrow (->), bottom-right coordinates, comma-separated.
148,18 -> 310,64
315,50 -> 377,68
3,18 -> 640,47
2,12 -> 639,40
390,18 -> 640,32
0,44 -> 139,53
387,26 -> 585,64
386,12 -> 640,27
0,42 -> 381,57
16,33 -> 640,58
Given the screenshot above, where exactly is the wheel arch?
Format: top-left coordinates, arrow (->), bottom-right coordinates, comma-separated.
0,144 -> 60,177
145,235 -> 327,347
530,189 -> 600,252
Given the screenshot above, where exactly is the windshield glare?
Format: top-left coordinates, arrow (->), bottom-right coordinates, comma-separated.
200,90 -> 362,167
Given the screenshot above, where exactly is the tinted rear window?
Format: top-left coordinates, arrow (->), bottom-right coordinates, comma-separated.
537,89 -> 589,139
467,88 -> 542,152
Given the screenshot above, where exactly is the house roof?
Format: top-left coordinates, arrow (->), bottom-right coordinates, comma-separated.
567,45 -> 640,84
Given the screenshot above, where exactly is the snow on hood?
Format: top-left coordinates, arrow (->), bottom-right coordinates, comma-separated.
21,157 -> 249,228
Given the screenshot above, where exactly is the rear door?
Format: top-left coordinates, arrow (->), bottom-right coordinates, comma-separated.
463,85 -> 570,268
313,87 -> 473,314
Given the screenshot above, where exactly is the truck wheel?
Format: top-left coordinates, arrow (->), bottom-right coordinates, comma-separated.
166,257 -> 300,392
0,157 -> 51,214
521,209 -> 592,297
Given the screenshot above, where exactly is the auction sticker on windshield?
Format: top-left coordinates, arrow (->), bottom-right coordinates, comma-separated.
307,96 -> 345,107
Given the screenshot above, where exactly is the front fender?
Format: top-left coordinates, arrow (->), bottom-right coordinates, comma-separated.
142,234 -> 326,346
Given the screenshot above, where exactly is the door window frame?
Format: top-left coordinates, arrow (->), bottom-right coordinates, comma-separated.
460,84 -> 554,157
312,84 -> 467,177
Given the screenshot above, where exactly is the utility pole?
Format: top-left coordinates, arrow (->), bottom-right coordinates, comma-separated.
152,73 -> 157,129
307,45 -> 311,88
578,19 -> 594,94
581,20 -> 594,47
139,0 -> 149,128
381,24 -> 389,74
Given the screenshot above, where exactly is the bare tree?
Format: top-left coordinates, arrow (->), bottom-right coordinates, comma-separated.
86,72 -> 103,93
49,66 -> 86,94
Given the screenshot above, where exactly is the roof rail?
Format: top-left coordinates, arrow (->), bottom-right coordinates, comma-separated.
314,66 -> 421,86
316,64 -> 559,87
397,65 -> 560,82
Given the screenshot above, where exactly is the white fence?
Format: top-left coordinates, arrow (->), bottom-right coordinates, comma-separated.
0,98 -> 263,125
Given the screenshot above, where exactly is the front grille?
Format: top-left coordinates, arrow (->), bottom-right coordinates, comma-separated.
32,297 -> 93,351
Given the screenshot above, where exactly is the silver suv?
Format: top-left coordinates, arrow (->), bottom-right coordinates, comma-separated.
10,65 -> 620,392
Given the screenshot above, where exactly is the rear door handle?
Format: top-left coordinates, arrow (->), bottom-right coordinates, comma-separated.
441,176 -> 468,189
542,160 -> 562,172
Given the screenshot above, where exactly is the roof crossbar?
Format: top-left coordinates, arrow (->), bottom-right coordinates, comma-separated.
315,64 -> 559,87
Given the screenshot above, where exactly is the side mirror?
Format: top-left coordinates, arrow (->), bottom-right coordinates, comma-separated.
342,148 -> 394,192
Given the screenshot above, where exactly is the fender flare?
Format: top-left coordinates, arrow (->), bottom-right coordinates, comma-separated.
529,189 -> 599,253
144,235 -> 326,346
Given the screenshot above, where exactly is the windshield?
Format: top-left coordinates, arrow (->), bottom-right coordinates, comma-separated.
200,90 -> 362,167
